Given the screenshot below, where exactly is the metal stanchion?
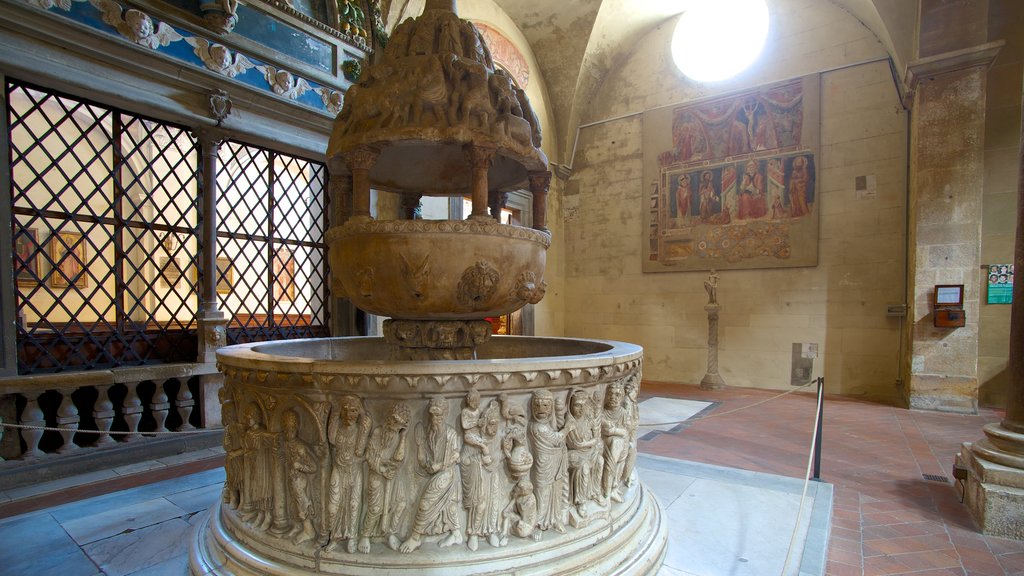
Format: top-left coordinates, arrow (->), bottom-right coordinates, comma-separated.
812,376 -> 824,481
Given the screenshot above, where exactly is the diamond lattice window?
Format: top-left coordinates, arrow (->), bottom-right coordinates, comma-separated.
7,82 -> 200,373
216,141 -> 329,344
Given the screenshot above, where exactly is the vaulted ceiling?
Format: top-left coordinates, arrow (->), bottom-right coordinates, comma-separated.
387,0 -> 919,165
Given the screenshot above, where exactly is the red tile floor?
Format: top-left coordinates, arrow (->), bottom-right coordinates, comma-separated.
638,382 -> 1024,576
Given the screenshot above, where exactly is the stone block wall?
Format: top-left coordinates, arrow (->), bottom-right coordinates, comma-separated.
558,0 -> 910,401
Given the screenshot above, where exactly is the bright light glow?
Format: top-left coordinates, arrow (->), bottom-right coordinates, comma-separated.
671,0 -> 769,82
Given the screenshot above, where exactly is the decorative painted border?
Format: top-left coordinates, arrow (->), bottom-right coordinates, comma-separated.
19,0 -> 346,116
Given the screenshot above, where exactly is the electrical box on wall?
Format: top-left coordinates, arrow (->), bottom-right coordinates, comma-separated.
933,284 -> 965,328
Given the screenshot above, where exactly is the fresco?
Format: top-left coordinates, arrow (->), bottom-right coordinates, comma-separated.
643,77 -> 820,272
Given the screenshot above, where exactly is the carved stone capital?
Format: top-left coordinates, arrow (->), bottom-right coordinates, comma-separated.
463,144 -> 497,170
345,145 -> 380,173
528,170 -> 552,194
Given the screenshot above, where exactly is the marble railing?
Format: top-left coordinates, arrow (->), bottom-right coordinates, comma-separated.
0,363 -> 222,461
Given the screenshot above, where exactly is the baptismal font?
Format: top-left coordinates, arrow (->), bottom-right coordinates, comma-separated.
189,1 -> 667,573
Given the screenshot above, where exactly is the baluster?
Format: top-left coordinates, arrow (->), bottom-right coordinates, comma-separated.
55,389 -> 80,454
93,384 -> 117,446
150,379 -> 170,434
123,382 -> 144,441
19,391 -> 46,459
176,379 -> 196,431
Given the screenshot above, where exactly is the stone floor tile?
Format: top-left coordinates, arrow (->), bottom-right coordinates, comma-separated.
0,512 -> 100,576
83,517 -> 192,576
162,482 -> 223,515
60,497 -> 188,545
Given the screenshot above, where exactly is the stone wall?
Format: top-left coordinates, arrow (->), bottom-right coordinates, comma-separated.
559,0 -> 910,400
978,0 -> 1023,408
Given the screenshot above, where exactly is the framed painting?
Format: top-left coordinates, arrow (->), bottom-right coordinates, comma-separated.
273,246 -> 296,302
160,256 -> 184,287
216,256 -> 234,294
15,228 -> 39,286
48,231 -> 88,288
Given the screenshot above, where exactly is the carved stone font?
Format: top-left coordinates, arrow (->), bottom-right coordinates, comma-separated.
194,1 -> 666,574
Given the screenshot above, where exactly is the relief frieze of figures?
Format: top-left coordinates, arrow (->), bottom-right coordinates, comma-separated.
219,372 -> 644,555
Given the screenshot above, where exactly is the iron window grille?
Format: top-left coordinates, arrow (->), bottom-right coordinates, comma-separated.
216,140 -> 329,344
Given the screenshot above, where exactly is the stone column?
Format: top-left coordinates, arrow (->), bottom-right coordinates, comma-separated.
197,131 -> 227,428
465,144 -> 495,220
528,170 -> 551,232
903,29 -> 1003,412
347,146 -> 379,220
700,304 -> 725,390
955,67 -> 1024,539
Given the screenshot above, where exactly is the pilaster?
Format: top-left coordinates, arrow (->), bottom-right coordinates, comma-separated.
904,41 -> 1003,413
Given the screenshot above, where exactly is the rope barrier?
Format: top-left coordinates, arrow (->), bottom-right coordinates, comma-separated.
780,377 -> 825,576
638,381 -> 815,428
0,422 -> 210,435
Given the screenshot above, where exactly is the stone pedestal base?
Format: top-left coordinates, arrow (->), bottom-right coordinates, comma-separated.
700,373 -> 725,391
190,481 -> 667,575
956,440 -> 1024,539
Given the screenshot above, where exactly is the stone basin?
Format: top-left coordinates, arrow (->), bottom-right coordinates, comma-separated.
191,336 -> 667,575
326,218 -> 550,320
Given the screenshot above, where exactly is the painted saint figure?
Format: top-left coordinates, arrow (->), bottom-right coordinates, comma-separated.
461,400 -> 505,550
738,160 -> 766,220
326,395 -> 372,553
528,389 -> 569,533
281,410 -> 319,545
401,397 -> 464,552
360,402 -> 410,553
674,174 -> 692,219
698,171 -> 718,221
788,156 -> 811,217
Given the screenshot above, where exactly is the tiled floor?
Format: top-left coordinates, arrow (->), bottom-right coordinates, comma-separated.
639,382 -> 1024,576
0,382 -> 1021,576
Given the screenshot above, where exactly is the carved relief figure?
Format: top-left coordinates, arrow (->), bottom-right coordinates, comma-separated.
241,403 -> 277,529
462,400 -> 504,550
500,429 -> 537,540
444,56 -> 490,129
621,377 -> 641,488
221,388 -> 244,509
600,383 -> 630,504
93,1 -> 183,49
258,66 -> 312,100
360,401 -> 410,553
326,395 -> 372,553
565,389 -> 600,517
401,397 -> 463,552
528,389 -> 569,533
281,410 -> 320,544
186,37 -> 254,78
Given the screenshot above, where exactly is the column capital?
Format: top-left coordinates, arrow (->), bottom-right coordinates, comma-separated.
463,143 -> 496,169
345,146 -> 380,172
903,40 -> 1005,108
528,170 -> 552,193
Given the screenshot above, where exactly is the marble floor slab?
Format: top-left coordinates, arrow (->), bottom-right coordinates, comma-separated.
0,455 -> 829,576
639,397 -> 716,437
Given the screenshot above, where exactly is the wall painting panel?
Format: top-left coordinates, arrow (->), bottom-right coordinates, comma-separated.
642,76 -> 820,272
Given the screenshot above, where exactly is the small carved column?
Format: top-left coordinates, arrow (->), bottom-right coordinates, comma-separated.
123,381 -> 144,441
488,191 -> 508,223
176,379 -> 196,431
701,270 -> 725,390
19,391 -> 46,459
347,146 -> 379,220
329,171 -> 353,227
55,389 -> 80,453
528,170 -> 551,232
402,193 -> 424,220
93,384 -> 117,446
465,144 -> 495,220
700,304 -> 726,390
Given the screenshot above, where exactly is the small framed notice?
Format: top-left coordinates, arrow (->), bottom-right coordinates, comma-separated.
935,285 -> 964,307
987,264 -> 1014,304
